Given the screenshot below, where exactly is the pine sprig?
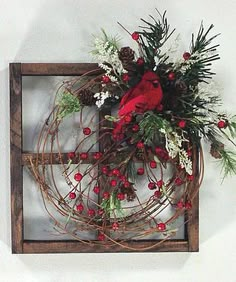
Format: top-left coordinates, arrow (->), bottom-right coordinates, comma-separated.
138,112 -> 170,145
138,10 -> 175,67
101,192 -> 124,216
228,116 -> 236,138
56,91 -> 81,120
183,23 -> 220,84
219,150 -> 236,179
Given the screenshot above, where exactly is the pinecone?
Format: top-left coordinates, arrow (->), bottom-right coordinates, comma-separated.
78,89 -> 96,106
118,47 -> 135,70
120,187 -> 136,202
210,142 -> 224,159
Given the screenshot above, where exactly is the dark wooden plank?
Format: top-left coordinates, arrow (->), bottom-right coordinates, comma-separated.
10,63 -> 23,254
21,63 -> 101,76
186,147 -> 199,252
23,240 -> 189,254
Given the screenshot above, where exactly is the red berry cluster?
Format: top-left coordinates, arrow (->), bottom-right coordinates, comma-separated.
177,200 -> 192,210
155,147 -> 169,161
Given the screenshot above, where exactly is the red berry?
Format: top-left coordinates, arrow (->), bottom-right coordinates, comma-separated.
69,192 -> 76,199
88,209 -> 95,217
103,192 -> 110,200
187,174 -> 194,181
112,168 -> 121,176
119,175 -> 127,182
83,127 -> 91,135
132,124 -> 140,132
67,152 -> 75,159
150,160 -> 157,169
80,152 -> 88,160
137,57 -> 144,65
131,32 -> 140,41
148,182 -> 156,190
175,177 -> 183,186
117,193 -> 125,201
154,190 -> 161,198
177,201 -> 184,209
98,233 -> 105,241
93,186 -> 100,194
101,166 -> 109,174
178,120 -> 186,128
183,52 -> 191,60
93,152 -> 102,160
185,201 -> 192,210
102,75 -> 110,83
124,181 -> 130,188
157,222 -> 166,231
155,147 -> 169,161
137,167 -> 144,175
187,149 -> 192,157
74,172 -> 83,182
76,203 -> 84,212
112,222 -> 119,231
217,120 -> 227,129
157,180 -> 164,188
137,141 -> 144,149
122,73 -> 130,82
110,179 -> 117,187
124,114 -> 132,123
155,147 -> 163,154
168,72 -> 175,81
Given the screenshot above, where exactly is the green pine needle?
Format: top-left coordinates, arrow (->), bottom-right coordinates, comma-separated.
219,149 -> 236,179
56,91 -> 81,120
138,112 -> 170,145
101,192 -> 124,216
138,9 -> 175,67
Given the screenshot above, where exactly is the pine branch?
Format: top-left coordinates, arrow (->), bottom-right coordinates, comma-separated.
138,112 -> 170,145
56,91 -> 81,120
218,150 -> 236,179
138,10 -> 175,67
182,23 -> 220,84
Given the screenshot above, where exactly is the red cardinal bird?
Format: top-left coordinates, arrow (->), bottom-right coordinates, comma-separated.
118,71 -> 163,117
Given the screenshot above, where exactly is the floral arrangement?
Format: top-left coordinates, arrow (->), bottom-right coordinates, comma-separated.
31,10 -> 236,250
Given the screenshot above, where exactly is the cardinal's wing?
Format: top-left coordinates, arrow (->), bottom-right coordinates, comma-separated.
119,95 -> 147,116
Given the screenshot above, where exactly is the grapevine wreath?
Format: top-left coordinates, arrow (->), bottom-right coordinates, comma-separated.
30,10 -> 236,250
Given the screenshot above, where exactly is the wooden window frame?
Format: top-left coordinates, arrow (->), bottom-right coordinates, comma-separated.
10,63 -> 199,254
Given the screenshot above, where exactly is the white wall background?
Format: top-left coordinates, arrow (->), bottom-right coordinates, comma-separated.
1,0 -> 236,281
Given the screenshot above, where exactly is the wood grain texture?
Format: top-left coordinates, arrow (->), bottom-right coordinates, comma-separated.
23,240 -> 189,254
21,63 -> 101,76
186,147 -> 199,252
10,63 -> 23,253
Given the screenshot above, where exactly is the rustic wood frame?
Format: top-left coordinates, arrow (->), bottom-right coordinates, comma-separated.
10,63 -> 199,254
